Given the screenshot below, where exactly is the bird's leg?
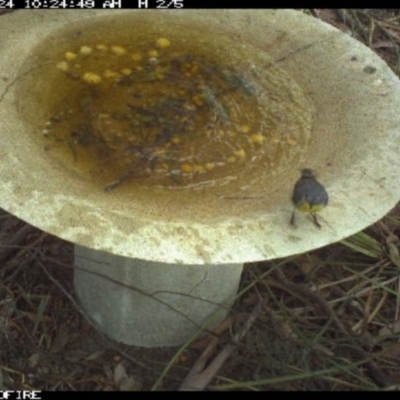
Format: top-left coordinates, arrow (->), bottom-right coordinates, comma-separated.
290,208 -> 296,226
311,213 -> 322,229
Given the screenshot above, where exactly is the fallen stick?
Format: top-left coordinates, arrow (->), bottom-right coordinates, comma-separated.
179,302 -> 262,391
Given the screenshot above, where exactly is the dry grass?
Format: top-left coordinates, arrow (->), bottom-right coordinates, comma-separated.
1,9 -> 400,391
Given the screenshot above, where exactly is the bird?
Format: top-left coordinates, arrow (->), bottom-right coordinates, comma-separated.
290,168 -> 329,228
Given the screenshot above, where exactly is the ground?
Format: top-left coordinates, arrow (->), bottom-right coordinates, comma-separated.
1,9 -> 400,391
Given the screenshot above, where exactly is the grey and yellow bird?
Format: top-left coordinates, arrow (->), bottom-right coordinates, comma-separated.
290,168 -> 329,228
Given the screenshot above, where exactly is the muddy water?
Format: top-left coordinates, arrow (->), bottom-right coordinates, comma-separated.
16,14 -> 313,199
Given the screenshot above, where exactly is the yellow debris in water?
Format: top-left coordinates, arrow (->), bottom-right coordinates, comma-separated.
96,44 -> 108,51
64,51 -> 77,61
155,37 -> 171,49
234,149 -> 246,158
250,133 -> 265,144
80,46 -> 93,55
103,70 -> 121,79
121,68 -> 132,76
131,52 -> 142,61
111,45 -> 127,56
287,137 -> 297,146
239,125 -> 251,133
193,164 -> 205,173
148,49 -> 159,58
205,162 -> 215,171
83,72 -> 102,84
192,94 -> 204,107
56,61 -> 69,72
159,163 -> 169,172
171,136 -> 181,144
227,156 -> 236,163
190,63 -> 199,74
181,163 -> 193,173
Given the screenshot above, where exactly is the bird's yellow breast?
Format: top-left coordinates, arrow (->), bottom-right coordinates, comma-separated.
295,201 -> 326,213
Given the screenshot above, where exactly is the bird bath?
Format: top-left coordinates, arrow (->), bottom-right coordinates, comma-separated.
1,10 -> 400,347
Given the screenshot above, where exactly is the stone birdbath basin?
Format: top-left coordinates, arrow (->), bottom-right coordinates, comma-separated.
1,10 -> 400,347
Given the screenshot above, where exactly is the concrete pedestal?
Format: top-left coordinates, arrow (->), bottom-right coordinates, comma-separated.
74,244 -> 243,347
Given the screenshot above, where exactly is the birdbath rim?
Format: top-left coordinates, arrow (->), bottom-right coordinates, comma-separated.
1,9 -> 400,264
